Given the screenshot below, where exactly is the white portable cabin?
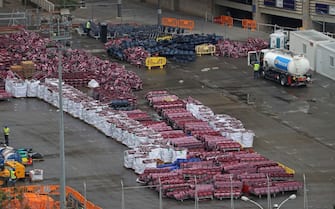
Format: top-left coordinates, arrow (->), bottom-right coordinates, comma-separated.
270,30 -> 288,49
289,30 -> 334,71
316,41 -> 335,81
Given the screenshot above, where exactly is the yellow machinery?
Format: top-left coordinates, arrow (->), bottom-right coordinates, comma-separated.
145,57 -> 167,70
5,161 -> 26,180
195,43 -> 216,56
0,168 -> 10,186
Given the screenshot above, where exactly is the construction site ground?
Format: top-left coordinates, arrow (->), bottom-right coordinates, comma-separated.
0,1 -> 334,209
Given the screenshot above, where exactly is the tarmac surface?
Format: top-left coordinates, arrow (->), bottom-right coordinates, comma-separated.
0,1 -> 335,209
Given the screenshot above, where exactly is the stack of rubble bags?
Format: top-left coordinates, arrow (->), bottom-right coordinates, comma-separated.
6,78 -> 182,155
4,77 -> 303,200
7,78 -> 183,175
131,90 -> 302,201
186,98 -> 255,148
137,151 -> 302,201
146,91 -> 242,152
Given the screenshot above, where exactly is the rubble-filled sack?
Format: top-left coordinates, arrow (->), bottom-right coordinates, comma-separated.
45,78 -> 63,86
171,148 -> 188,162
43,86 -> 53,104
133,155 -> 149,174
241,130 -> 255,148
51,91 -> 59,107
160,147 -> 174,163
26,80 -> 40,97
9,80 -> 27,98
88,79 -> 100,88
148,147 -> 162,160
62,97 -> 69,112
37,84 -> 45,99
124,150 -> 137,168
5,79 -> 14,94
135,158 -> 157,174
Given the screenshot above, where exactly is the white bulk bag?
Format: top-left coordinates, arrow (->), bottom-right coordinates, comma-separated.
26,80 -> 40,97
241,130 -> 255,148
88,79 -> 100,88
5,79 -> 14,94
171,148 -> 188,162
11,80 -> 27,98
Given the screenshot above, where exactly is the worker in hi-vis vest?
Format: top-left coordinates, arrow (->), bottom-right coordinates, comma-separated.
3,126 -> 10,146
253,62 -> 260,79
85,20 -> 91,36
8,169 -> 17,186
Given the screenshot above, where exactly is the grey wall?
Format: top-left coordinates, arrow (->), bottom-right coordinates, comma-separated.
141,0 -> 212,17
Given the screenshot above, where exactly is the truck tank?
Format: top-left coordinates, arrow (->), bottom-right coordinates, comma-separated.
263,50 -> 310,76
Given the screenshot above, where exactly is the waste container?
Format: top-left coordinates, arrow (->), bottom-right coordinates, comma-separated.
100,22 -> 108,43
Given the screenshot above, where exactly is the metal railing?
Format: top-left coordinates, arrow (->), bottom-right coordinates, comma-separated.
0,11 -> 26,26
207,15 -> 335,37
30,0 -> 55,12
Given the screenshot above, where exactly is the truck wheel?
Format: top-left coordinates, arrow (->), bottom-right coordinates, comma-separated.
260,70 -> 265,78
280,75 -> 287,86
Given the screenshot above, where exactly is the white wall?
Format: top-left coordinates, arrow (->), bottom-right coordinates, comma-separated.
289,32 -> 317,71
289,31 -> 334,71
316,44 -> 335,81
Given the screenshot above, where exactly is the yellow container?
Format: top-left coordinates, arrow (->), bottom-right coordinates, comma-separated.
23,68 -> 35,79
156,35 -> 172,42
21,61 -> 35,70
10,65 -> 23,72
277,162 -> 295,175
145,56 -> 167,70
195,44 -> 216,56
21,157 -> 28,165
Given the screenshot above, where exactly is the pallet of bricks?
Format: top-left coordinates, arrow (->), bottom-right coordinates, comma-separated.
10,61 -> 35,79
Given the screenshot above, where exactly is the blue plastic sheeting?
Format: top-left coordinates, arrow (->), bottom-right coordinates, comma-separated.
106,25 -> 223,63
0,148 -> 23,163
174,157 -> 201,166
6,152 -> 22,163
0,156 -> 4,168
156,157 -> 201,170
157,163 -> 175,168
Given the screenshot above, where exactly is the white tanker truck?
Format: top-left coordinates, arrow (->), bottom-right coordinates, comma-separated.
248,49 -> 312,86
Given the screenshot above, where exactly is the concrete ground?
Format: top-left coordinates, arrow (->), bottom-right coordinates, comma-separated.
0,1 -> 334,209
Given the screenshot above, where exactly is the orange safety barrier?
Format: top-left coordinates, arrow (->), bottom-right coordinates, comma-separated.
242,19 -> 249,29
242,19 -> 257,31
214,16 -> 233,27
66,186 -> 102,209
221,16 -> 233,27
162,17 -> 178,27
0,25 -> 25,34
0,185 -> 102,209
249,20 -> 257,31
213,16 -> 223,24
178,19 -> 195,31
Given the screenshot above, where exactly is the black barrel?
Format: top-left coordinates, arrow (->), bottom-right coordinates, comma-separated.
100,22 -> 108,43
